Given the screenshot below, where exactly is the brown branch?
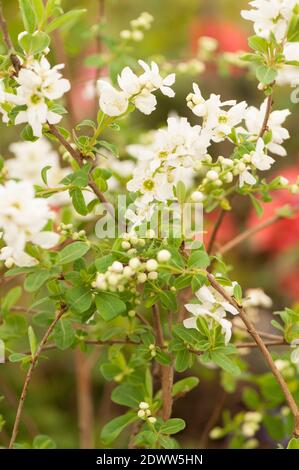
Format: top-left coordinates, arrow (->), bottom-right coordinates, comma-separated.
219,204 -> 299,255
9,304 -> 67,448
199,389 -> 227,448
47,123 -> 114,216
207,272 -> 299,437
257,94 -> 273,139
234,324 -> 284,341
74,349 -> 94,448
152,305 -> 173,421
207,209 -> 226,255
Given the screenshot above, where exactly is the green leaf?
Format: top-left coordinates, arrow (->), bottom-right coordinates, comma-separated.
56,242 -> 90,265
70,188 -> 88,216
175,349 -> 192,372
21,124 -> 39,142
95,292 -> 126,321
101,411 -> 138,445
41,165 -> 52,185
53,318 -> 75,350
18,31 -> 50,55
287,15 -> 299,42
0,314 -> 27,341
249,194 -> 264,217
160,291 -> 177,311
172,377 -> 200,397
248,35 -> 269,53
97,140 -> 118,157
210,351 -> 241,376
176,181 -> 186,204
28,326 -> 37,357
173,324 -> 206,348
31,0 -> 44,23
33,435 -> 56,449
9,353 -> 29,363
1,287 -> 22,315
24,269 -> 51,293
233,284 -> 242,304
19,0 -> 37,33
65,287 -> 92,314
95,254 -> 116,273
160,418 -> 186,435
256,65 -> 277,85
242,387 -> 260,410
46,9 -> 86,33
188,250 -> 210,269
287,438 -> 299,449
112,383 -> 144,408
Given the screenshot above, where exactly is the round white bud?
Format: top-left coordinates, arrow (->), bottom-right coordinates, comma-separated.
148,271 -> 158,280
148,416 -> 157,424
138,410 -> 146,419
206,170 -> 219,181
139,401 -> 149,410
137,273 -> 147,283
191,191 -> 204,202
129,257 -> 141,270
157,249 -> 171,263
146,259 -> 158,272
111,261 -> 123,273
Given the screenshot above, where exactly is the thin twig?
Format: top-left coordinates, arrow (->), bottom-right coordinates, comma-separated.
219,204 -> 299,255
152,305 -> 173,421
207,209 -> 226,255
9,304 -> 67,448
257,94 -> 273,139
207,273 -> 299,437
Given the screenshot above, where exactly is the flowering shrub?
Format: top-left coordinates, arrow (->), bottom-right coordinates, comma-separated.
0,0 -> 299,450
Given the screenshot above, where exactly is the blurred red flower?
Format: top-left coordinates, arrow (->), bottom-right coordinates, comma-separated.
190,18 -> 248,53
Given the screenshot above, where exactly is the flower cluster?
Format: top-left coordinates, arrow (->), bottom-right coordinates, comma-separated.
241,0 -> 296,42
120,12 -> 154,42
241,412 -> 262,437
184,284 -> 239,344
241,1 -> 299,86
92,255 -> 159,293
0,181 -> 59,267
137,402 -> 156,424
1,56 -> 70,137
97,60 -> 175,117
187,83 -> 248,143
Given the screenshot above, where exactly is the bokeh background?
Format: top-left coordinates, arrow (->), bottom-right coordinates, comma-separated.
0,0 -> 299,449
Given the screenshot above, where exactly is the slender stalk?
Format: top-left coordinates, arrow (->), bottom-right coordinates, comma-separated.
207,273 -> 299,437
9,304 -> 67,448
207,208 -> 226,255
152,305 -> 173,421
74,349 -> 94,448
257,94 -> 273,139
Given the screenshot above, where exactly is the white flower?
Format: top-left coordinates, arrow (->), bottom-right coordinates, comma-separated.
12,56 -> 70,137
98,61 -> 175,117
133,89 -> 157,114
187,83 -> 247,142
6,138 -> 70,205
127,165 -> 174,202
239,167 -> 257,187
184,284 -> 238,344
245,100 -> 290,156
277,42 -> 299,86
251,138 -> 275,170
138,60 -> 175,97
98,80 -> 129,116
241,0 -> 297,42
244,288 -> 273,308
0,181 -> 59,267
